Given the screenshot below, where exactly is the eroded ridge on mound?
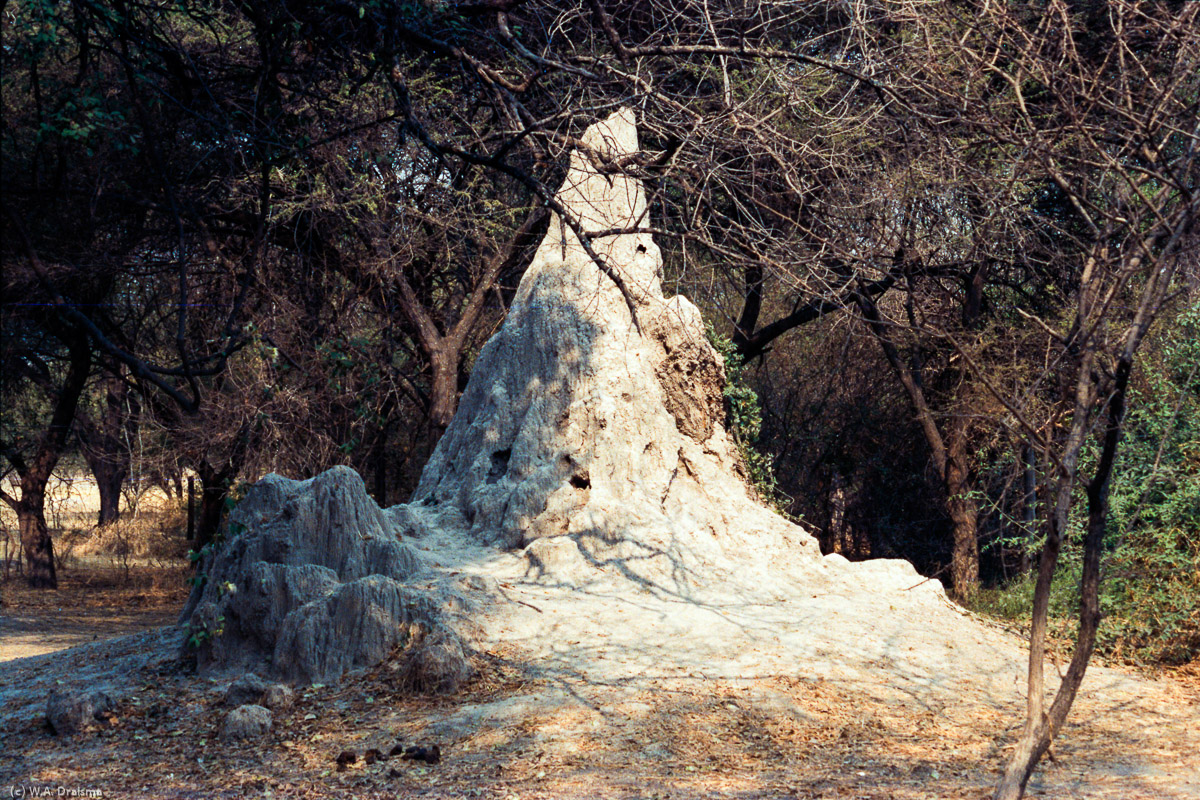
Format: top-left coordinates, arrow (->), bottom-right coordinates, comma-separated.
180,467 -> 473,688
407,108 -> 819,591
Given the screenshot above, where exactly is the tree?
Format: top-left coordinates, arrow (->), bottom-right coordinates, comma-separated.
847,1 -> 1200,795
75,370 -> 140,527
6,0 -> 922,550
0,324 -> 91,587
2,0 -> 544,552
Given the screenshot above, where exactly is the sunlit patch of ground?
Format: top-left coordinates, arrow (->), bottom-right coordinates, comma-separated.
0,565 -> 187,661
2,621 -> 1196,800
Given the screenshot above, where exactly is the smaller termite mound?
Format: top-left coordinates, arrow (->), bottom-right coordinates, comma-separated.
179,467 -> 474,689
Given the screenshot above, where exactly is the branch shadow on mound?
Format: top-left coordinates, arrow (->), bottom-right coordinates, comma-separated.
523,527 -> 709,603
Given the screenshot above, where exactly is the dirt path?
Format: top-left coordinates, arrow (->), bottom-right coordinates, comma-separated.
0,567 -> 187,661
0,606 -> 180,661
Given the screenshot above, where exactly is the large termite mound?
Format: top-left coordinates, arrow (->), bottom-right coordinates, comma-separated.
179,468 -> 473,688
409,108 -> 819,590
179,110 -> 930,687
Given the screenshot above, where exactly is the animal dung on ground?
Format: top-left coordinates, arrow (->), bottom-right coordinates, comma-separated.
400,744 -> 442,764
335,750 -> 357,771
385,741 -> 442,764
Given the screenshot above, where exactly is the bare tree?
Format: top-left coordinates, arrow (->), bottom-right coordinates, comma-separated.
850,1 -> 1200,795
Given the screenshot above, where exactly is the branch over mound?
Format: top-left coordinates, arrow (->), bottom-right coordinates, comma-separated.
408,108 -> 819,590
180,467 -> 471,688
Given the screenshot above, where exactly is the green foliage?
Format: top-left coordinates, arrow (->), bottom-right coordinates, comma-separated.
707,327 -> 789,514
972,303 -> 1200,665
186,539 -> 219,583
184,615 -> 225,649
1093,302 -> 1200,664
969,560 -> 1096,657
224,480 -> 252,514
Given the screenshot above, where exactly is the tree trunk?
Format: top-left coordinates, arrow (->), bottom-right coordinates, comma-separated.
17,484 -> 56,588
195,480 -> 227,552
856,293 -> 981,599
380,207 -> 547,442
947,495 -> 980,597
994,453 -> 1109,799
994,359 -> 1133,799
187,476 -> 196,540
731,264 -> 764,356
946,417 -> 980,598
185,416 -> 255,552
194,461 -> 230,552
77,372 -> 138,527
427,347 -> 458,434
824,470 -> 870,558
371,429 -> 388,506
1020,444 -> 1037,575
93,460 -> 127,527
1,334 -> 92,589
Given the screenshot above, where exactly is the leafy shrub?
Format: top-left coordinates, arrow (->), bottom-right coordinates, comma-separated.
707,327 -> 790,514
972,302 -> 1200,666
1093,302 -> 1200,664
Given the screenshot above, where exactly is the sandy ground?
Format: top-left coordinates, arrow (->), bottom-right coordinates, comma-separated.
1,526 -> 1197,800
0,605 -> 179,660
1,562 -> 187,661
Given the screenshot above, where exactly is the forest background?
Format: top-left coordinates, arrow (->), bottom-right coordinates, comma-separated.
2,0 -> 1197,681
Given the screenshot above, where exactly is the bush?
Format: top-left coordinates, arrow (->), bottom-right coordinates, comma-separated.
707,326 -> 790,514
77,504 -> 191,564
1094,302 -> 1200,664
971,302 -> 1200,666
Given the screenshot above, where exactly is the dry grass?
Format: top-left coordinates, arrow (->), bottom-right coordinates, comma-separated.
70,508 -> 191,566
1,473 -> 191,582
